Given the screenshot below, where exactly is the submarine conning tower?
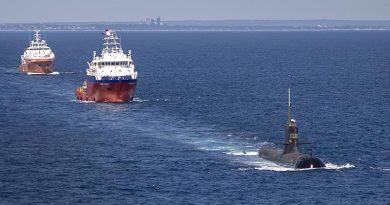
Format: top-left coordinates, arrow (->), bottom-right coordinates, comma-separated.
283,88 -> 300,154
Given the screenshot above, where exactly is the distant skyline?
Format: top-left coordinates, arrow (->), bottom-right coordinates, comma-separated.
1,0 -> 390,23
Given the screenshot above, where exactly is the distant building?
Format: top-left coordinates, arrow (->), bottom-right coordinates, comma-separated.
146,16 -> 162,26
156,16 -> 161,26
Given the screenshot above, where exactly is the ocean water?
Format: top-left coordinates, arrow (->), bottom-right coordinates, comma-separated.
0,31 -> 389,204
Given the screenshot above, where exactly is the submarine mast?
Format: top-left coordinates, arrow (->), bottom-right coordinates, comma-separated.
284,88 -> 299,154
288,88 -> 291,124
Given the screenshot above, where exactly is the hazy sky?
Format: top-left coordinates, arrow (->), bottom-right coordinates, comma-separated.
1,0 -> 390,23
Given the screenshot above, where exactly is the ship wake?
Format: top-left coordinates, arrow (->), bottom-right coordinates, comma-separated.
27,71 -> 59,75
200,137 -> 355,172
98,109 -> 354,172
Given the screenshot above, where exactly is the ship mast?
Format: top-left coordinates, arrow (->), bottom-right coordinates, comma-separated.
288,88 -> 292,124
34,30 -> 41,42
102,29 -> 122,54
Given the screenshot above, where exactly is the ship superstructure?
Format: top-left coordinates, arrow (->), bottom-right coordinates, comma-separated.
76,29 -> 138,102
19,30 -> 55,74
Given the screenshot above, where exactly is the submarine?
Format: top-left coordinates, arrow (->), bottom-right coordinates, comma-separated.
258,89 -> 326,169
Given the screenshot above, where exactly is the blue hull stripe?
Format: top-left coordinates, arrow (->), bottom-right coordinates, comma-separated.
86,76 -> 137,83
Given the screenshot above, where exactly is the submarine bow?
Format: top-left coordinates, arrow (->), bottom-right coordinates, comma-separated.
294,155 -> 326,169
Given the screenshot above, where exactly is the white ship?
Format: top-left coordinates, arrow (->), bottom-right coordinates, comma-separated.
19,30 -> 55,74
76,29 -> 138,102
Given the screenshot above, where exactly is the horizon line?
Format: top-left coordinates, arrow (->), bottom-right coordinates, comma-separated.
2,19 -> 390,24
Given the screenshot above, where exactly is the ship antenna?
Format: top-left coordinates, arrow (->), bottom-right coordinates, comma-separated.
288,88 -> 292,124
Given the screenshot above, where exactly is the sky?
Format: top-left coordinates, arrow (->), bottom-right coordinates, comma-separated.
1,0 -> 390,23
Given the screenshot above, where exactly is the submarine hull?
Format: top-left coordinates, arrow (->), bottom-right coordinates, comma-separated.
259,148 -> 326,169
294,155 -> 325,169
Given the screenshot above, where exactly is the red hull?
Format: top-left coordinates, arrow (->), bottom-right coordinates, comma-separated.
19,59 -> 55,74
76,82 -> 136,103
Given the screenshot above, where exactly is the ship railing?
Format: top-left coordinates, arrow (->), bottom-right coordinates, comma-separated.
98,75 -> 135,81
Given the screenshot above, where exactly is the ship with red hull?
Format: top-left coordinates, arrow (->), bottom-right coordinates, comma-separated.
76,29 -> 138,103
20,30 -> 55,74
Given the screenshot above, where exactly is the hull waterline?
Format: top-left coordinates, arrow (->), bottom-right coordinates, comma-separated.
19,59 -> 54,74
76,81 -> 137,103
259,148 -> 326,169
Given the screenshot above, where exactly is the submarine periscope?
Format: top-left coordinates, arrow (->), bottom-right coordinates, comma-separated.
258,89 -> 326,169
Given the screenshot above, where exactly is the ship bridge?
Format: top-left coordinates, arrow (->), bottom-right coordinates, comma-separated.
87,29 -> 136,78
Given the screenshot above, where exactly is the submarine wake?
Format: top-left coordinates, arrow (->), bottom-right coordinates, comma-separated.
231,154 -> 355,172
222,140 -> 355,172
324,163 -> 355,170
132,97 -> 151,103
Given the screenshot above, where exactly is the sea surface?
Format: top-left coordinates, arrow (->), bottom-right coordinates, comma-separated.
0,31 -> 389,204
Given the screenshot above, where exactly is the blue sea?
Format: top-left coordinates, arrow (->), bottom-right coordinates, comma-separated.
0,31 -> 389,204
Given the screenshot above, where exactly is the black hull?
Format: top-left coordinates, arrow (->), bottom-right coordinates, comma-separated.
259,148 -> 325,169
294,155 -> 326,169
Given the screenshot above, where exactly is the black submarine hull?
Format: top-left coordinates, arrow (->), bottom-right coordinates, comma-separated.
259,148 -> 326,169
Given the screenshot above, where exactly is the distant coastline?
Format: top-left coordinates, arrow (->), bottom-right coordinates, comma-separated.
1,20 -> 390,31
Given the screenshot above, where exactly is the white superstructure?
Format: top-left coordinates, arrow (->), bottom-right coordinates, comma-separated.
86,29 -> 137,81
21,30 -> 55,62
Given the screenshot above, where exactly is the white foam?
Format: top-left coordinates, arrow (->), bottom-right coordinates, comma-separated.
251,162 -> 355,172
131,97 -> 170,103
133,97 -> 150,102
73,100 -> 96,103
324,163 -> 355,170
254,166 -> 294,172
27,71 -> 59,75
224,151 -> 258,156
198,147 -> 224,151
370,167 -> 389,171
27,72 -> 45,75
237,168 -> 251,171
239,156 -> 355,172
253,160 -> 294,172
